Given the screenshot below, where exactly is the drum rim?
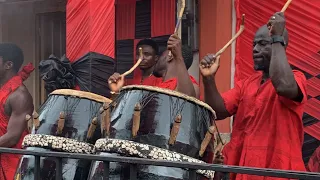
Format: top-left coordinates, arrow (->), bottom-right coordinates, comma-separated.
121,85 -> 216,119
50,89 -> 112,103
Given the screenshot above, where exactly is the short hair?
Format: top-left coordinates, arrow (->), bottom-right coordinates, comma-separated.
136,39 -> 159,55
0,43 -> 24,72
182,45 -> 193,69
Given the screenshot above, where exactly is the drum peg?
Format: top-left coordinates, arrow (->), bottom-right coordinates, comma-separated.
87,117 -> 98,140
199,126 -> 216,157
26,114 -> 33,133
132,103 -> 141,138
100,102 -> 111,137
169,114 -> 182,145
56,112 -> 65,135
32,111 -> 40,130
213,139 -> 226,163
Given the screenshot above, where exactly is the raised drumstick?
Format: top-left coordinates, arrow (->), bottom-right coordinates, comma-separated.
168,0 -> 185,57
216,14 -> 245,57
109,47 -> 143,93
281,0 -> 293,12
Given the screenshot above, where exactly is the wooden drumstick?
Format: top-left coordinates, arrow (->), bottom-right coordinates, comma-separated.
26,114 -> 33,133
199,126 -> 216,157
281,0 -> 293,12
87,117 -> 98,139
109,47 -> 143,94
100,102 -> 111,137
56,111 -> 65,135
169,114 -> 182,145
200,14 -> 245,68
168,0 -> 185,57
32,111 -> 40,130
132,103 -> 141,137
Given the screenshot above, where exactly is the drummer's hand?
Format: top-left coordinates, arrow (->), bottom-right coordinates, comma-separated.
199,54 -> 220,77
167,34 -> 183,61
267,12 -> 285,36
108,73 -> 124,92
213,151 -> 224,164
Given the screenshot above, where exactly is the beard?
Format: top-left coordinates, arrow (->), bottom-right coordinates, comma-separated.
254,54 -> 269,71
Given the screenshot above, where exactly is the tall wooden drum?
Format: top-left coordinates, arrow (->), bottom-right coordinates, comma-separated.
88,85 -> 222,180
14,89 -> 111,180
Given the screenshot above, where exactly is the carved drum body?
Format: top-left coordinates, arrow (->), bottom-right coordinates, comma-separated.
89,85 -> 221,180
14,89 -> 111,180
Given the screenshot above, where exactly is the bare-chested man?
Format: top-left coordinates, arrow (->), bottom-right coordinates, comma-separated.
0,43 -> 34,180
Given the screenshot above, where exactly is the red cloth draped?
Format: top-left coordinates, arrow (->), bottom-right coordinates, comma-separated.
151,0 -> 175,37
0,74 -> 30,180
66,0 -> 115,61
116,1 -> 136,40
308,147 -> 320,172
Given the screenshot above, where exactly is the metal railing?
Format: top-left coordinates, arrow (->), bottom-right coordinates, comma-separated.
0,147 -> 319,180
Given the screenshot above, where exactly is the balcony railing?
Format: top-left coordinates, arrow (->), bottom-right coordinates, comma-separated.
1,147 -> 319,180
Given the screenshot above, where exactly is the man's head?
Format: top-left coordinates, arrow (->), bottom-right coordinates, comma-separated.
153,45 -> 193,77
253,24 -> 288,71
0,43 -> 24,77
136,39 -> 159,70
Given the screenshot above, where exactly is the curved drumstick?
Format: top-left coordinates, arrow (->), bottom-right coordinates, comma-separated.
109,47 -> 143,93
281,0 -> 293,12
168,0 -> 185,57
122,47 -> 143,77
215,14 -> 245,57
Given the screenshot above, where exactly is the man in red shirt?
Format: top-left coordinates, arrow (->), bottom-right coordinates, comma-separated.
108,39 -> 162,91
200,12 -> 306,179
153,34 -> 196,97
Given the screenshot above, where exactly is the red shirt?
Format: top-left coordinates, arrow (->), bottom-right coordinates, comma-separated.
222,70 -> 306,180
157,75 -> 199,91
130,75 -> 163,86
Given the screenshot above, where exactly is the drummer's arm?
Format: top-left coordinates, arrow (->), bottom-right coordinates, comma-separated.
0,87 -> 34,147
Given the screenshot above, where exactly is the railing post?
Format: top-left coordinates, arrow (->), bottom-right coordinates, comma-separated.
189,169 -> 197,179
129,164 -> 137,180
34,155 -> 40,180
56,157 -> 63,180
103,161 -> 110,180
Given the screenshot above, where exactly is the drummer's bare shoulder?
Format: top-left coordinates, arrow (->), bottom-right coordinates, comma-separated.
5,85 -> 34,118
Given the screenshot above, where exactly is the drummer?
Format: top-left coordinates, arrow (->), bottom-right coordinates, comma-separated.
152,34 -> 196,97
108,39 -> 162,88
0,43 -> 34,180
200,12 -> 306,179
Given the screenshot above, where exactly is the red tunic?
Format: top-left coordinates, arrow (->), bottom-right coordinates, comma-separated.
0,64 -> 33,180
221,70 -> 306,180
308,147 -> 320,172
157,75 -> 199,91
131,75 -> 163,86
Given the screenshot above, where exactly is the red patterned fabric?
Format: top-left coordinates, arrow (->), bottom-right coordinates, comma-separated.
151,0 -> 175,37
0,76 -> 30,180
221,71 -> 307,180
66,0 -> 115,61
308,147 -> 320,172
116,1 -> 136,40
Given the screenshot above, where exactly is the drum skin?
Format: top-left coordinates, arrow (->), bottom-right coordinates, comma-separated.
14,90 -> 110,180
89,87 -> 215,180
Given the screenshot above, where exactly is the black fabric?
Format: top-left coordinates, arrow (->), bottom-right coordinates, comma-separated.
116,39 -> 134,78
151,35 -> 170,55
135,0 -> 151,39
39,52 -> 115,98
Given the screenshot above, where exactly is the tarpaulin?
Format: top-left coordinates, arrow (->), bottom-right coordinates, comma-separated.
66,0 -> 115,61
